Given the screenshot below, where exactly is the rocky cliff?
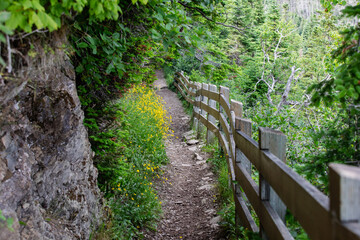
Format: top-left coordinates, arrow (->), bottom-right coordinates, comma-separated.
272,0 -> 321,18
265,0 -> 359,19
0,29 -> 102,239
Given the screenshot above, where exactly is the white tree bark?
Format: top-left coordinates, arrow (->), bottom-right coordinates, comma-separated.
277,66 -> 301,109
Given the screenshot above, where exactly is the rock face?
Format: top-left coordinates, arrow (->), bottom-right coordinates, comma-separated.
0,30 -> 102,239
273,0 -> 321,18
269,0 -> 358,19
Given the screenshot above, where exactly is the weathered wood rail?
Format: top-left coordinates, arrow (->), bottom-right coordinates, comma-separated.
174,72 -> 360,240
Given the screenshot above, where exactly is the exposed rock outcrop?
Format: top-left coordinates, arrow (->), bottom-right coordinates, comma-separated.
270,0 -> 359,19
0,29 -> 102,239
274,0 -> 321,18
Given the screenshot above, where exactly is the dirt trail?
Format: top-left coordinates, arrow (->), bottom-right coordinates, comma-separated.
145,71 -> 224,240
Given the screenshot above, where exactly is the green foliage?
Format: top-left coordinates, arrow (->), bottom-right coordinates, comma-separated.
0,11 -> 12,65
204,146 -> 239,238
297,107 -> 360,193
0,209 -> 14,232
230,0 -> 264,54
330,4 -> 360,103
202,142 -> 263,239
90,85 -> 170,238
1,0 -> 122,33
285,210 -> 309,239
166,0 -> 359,238
320,0 -> 347,11
310,3 -> 360,106
246,103 -> 310,163
68,0 -> 230,236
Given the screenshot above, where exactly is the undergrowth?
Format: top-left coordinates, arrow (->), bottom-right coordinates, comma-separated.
201,137 -> 308,239
202,144 -> 261,240
92,84 -> 171,239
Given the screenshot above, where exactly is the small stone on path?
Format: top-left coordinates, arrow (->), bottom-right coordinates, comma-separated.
186,139 -> 199,145
210,216 -> 221,229
181,116 -> 190,121
196,160 -> 207,165
188,146 -> 197,151
195,153 -> 203,161
181,164 -> 192,167
183,130 -> 194,136
198,184 -> 214,190
205,209 -> 216,215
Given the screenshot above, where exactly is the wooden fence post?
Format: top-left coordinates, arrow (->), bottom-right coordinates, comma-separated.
198,83 -> 208,138
231,100 -> 252,177
206,84 -> 217,145
219,86 -> 230,152
232,100 -> 252,231
258,127 -> 287,239
193,82 -> 201,133
219,86 -> 230,188
329,163 -> 360,240
219,86 -> 230,116
174,74 -> 179,86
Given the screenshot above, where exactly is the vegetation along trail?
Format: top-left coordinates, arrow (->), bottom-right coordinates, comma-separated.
145,70 -> 224,239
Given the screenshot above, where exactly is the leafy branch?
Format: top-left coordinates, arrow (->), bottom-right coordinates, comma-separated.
177,1 -> 246,33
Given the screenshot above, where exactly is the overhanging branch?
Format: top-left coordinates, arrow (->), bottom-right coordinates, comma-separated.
177,1 -> 246,33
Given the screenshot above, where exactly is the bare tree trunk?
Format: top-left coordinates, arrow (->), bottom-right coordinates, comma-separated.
277,66 -> 301,109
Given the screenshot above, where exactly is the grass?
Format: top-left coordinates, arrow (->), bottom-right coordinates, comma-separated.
204,145 -> 260,239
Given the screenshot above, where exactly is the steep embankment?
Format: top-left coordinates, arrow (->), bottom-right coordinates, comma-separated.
0,30 -> 102,239
146,71 -> 223,239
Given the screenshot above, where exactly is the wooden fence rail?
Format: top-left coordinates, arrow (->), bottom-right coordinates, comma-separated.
173,71 -> 360,240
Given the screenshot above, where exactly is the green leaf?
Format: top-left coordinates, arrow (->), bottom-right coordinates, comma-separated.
112,32 -> 120,40
0,1 -> 10,11
78,42 -> 89,48
0,11 -> 11,22
154,13 -> 163,22
32,0 -> 45,11
150,29 -> 161,39
22,0 -> 33,10
335,85 -> 345,91
106,62 -> 115,74
131,0 -> 137,4
338,89 -> 347,98
76,65 -> 84,73
38,12 -> 59,31
165,23 -> 172,31
29,11 -> 43,29
6,217 -> 13,230
356,86 -> 360,93
94,2 -> 104,15
6,11 -> 26,30
0,24 -> 13,35
352,91 -> 359,99
19,221 -> 27,226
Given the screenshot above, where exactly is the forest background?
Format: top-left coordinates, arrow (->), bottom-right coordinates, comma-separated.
0,0 -> 359,238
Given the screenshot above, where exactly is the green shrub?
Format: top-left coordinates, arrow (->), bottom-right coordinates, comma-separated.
93,85 -> 171,238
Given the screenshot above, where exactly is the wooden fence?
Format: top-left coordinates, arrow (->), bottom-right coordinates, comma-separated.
174,72 -> 360,240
